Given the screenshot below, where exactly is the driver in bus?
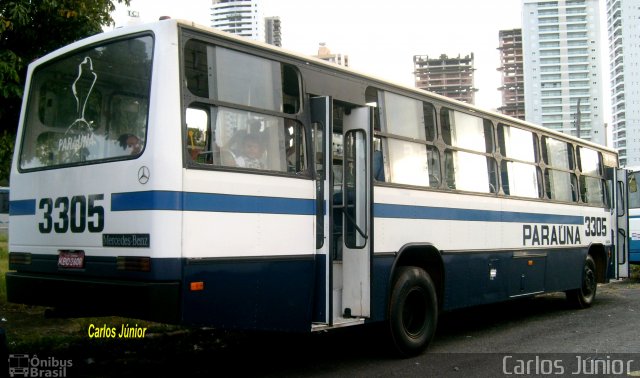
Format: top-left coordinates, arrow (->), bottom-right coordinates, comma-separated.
118,133 -> 143,155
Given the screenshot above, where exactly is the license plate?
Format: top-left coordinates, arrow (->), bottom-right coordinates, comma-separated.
58,250 -> 85,269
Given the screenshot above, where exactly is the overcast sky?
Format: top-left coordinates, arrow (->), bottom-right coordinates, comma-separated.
111,1 -> 528,110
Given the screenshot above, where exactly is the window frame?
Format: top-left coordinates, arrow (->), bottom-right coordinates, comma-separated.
576,146 -> 606,206
184,103 -> 308,175
541,135 -> 579,203
371,89 -> 441,189
497,123 -> 543,199
440,107 -> 498,194
181,34 -> 309,179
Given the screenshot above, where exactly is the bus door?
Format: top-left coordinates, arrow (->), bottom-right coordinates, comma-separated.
340,105 -> 373,318
614,168 -> 630,278
310,98 -> 373,324
310,97 -> 332,325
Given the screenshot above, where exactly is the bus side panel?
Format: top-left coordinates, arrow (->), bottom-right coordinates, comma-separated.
370,254 -> 395,322
441,248 -> 586,310
182,258 -> 315,331
442,252 -> 509,310
181,170 -> 317,331
544,247 -> 588,290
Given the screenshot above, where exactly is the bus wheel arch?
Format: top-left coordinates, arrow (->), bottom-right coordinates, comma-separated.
390,244 -> 445,307
566,244 -> 605,309
387,244 -> 444,356
587,244 -> 608,284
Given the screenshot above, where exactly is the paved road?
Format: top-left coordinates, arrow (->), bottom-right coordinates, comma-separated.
66,279 -> 640,377
264,279 -> 640,377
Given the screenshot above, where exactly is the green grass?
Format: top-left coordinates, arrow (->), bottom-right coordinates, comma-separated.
631,264 -> 640,280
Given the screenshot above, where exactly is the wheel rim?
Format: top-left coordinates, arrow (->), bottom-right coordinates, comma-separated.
402,287 -> 428,338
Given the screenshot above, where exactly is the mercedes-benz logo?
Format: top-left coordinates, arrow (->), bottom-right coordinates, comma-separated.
138,166 -> 150,184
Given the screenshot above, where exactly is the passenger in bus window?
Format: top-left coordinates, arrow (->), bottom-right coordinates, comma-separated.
373,149 -> 385,182
118,133 -> 142,155
234,133 -> 265,169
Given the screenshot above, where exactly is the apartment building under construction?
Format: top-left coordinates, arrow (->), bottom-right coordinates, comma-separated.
413,53 -> 477,105
497,29 -> 525,120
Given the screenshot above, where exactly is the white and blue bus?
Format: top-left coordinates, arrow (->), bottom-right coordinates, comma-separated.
7,19 -> 629,355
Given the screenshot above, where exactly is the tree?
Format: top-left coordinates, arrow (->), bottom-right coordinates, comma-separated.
0,0 -> 129,183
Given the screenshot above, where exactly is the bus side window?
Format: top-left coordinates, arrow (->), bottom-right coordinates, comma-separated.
498,124 -> 543,199
629,172 -> 640,210
186,107 -> 213,164
542,136 -> 577,202
444,150 -> 456,190
577,147 -> 606,206
186,105 -> 306,174
372,89 -> 442,188
545,169 -> 578,202
284,119 -> 307,173
373,148 -> 385,182
440,108 -> 495,194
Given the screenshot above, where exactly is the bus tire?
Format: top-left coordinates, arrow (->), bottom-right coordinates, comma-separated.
388,266 -> 438,357
566,255 -> 597,309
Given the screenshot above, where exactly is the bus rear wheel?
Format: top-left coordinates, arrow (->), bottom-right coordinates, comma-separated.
566,255 -> 597,308
388,266 -> 438,357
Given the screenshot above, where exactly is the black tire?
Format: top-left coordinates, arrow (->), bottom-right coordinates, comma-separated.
388,266 -> 438,357
566,255 -> 597,308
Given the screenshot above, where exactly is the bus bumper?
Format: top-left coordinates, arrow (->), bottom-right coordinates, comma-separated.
5,272 -> 180,323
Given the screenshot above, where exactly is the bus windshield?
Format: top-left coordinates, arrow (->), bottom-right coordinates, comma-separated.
19,35 -> 154,170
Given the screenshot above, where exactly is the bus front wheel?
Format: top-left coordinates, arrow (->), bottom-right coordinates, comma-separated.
388,266 -> 438,357
566,255 -> 597,308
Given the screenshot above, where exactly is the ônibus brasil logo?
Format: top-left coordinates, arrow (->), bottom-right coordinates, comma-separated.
8,354 -> 72,377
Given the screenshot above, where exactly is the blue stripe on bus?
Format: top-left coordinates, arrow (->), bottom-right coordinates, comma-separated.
112,191 -> 183,211
111,191 -> 316,215
9,199 -> 36,216
374,203 -> 584,224
8,192 -> 586,225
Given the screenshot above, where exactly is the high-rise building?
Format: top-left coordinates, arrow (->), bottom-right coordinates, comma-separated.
211,0 -> 263,41
314,43 -> 349,67
522,0 -> 605,144
607,0 -> 640,167
497,29 -> 526,120
413,54 -> 477,104
265,16 -> 282,47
